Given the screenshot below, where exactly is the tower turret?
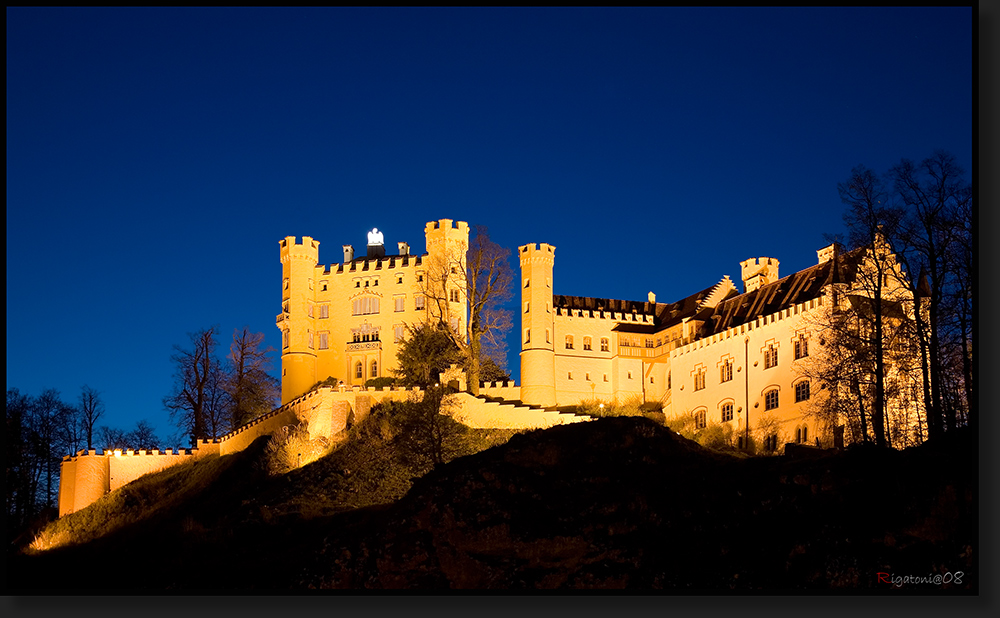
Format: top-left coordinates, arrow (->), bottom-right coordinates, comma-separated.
279,236 -> 320,404
740,257 -> 780,293
423,219 -> 470,331
519,243 -> 556,407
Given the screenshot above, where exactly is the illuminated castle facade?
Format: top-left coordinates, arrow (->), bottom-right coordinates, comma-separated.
278,219 -> 469,404
517,236 -> 925,448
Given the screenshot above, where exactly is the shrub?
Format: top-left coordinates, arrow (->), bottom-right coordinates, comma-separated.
263,424 -> 339,475
364,377 -> 397,389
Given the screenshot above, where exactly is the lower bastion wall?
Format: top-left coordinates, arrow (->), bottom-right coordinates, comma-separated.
59,381 -> 580,517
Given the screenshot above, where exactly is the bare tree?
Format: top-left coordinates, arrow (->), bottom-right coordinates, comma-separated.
163,326 -> 223,444
224,327 -> 280,429
126,420 -> 160,451
890,151 -> 972,436
419,226 -> 513,395
836,166 -> 903,447
78,385 -> 105,451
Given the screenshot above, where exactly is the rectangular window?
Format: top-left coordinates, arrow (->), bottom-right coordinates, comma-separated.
450,289 -> 460,303
524,278 -> 530,288
601,338 -> 609,352
395,296 -> 405,312
695,410 -> 706,430
394,325 -> 405,343
721,359 -> 733,383
565,335 -> 574,350
645,338 -> 654,348
764,345 -> 778,369
318,332 -> 329,350
307,331 -> 314,349
415,295 -> 425,310
794,336 -> 809,359
525,329 -> 530,344
308,304 -> 314,318
583,337 -> 592,351
524,301 -> 530,313
352,297 -> 380,315
282,330 -> 289,349
694,369 -> 706,391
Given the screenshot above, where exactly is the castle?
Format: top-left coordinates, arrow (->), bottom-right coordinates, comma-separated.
59,218 -> 924,518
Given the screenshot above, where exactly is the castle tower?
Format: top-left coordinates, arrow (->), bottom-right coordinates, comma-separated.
740,257 -> 780,293
279,236 -> 319,404
423,219 -> 470,332
519,243 -> 556,407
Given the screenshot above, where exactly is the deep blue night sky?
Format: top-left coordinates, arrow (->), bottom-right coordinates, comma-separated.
7,7 -> 973,442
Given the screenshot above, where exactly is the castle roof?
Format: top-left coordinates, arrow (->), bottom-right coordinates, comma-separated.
708,246 -> 865,332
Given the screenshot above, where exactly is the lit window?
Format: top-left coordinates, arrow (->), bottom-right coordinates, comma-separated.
352,297 -> 380,315
795,381 -> 810,402
565,335 -> 574,350
794,335 -> 809,360
355,362 -> 363,379
721,402 -> 733,422
318,332 -> 329,350
765,389 -> 779,410
720,359 -> 733,383
601,338 -> 609,352
395,296 -> 405,312
694,369 -> 706,391
583,337 -> 592,351
764,345 -> 778,369
371,360 -> 378,378
695,409 -> 706,430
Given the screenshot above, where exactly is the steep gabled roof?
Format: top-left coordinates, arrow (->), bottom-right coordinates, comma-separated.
709,247 -> 865,332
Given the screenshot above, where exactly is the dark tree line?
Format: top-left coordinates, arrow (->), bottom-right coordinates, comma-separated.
812,151 -> 973,446
163,326 -> 280,445
5,385 -> 161,543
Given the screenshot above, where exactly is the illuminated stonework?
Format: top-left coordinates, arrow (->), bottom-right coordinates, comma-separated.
278,219 -> 469,404
517,235 -> 926,449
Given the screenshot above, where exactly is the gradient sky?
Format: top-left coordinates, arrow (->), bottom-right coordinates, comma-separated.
7,7 -> 973,443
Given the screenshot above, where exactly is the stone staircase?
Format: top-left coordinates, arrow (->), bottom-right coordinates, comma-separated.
449,392 -> 593,430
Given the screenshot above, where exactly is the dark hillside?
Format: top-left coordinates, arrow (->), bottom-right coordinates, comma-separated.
8,416 -> 975,592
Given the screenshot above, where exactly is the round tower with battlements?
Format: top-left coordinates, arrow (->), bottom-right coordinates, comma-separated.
519,243 -> 556,407
279,236 -> 320,404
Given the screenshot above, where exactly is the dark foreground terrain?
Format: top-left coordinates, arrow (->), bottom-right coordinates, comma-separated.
8,417 -> 976,592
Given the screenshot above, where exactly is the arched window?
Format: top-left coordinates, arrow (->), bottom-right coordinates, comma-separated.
371,359 -> 378,378
583,337 -> 592,351
765,389 -> 779,410
795,380 -> 811,402
695,409 -> 707,430
721,402 -> 734,422
355,361 -> 363,379
600,338 -> 609,352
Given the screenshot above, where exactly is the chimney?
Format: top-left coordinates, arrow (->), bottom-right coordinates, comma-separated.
343,244 -> 354,263
398,241 -> 410,256
648,291 -> 656,303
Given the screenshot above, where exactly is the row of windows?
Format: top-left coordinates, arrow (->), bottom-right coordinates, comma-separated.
354,360 -> 378,379
691,381 -> 812,429
564,335 -> 610,351
567,371 -> 634,381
